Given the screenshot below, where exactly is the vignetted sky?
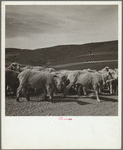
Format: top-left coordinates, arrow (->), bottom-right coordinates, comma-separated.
5,5 -> 118,49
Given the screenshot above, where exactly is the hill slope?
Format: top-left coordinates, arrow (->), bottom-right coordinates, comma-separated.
5,40 -> 118,70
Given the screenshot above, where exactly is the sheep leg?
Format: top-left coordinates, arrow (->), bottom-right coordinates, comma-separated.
16,85 -> 23,101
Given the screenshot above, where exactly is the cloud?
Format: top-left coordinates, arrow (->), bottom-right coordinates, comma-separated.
5,5 -> 118,49
6,6 -> 66,38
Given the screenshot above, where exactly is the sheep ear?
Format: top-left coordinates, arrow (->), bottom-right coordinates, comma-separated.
106,67 -> 109,71
62,75 -> 66,78
54,75 -> 58,78
107,71 -> 112,77
11,66 -> 14,70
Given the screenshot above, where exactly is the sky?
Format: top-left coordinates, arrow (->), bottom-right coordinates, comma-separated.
5,5 -> 118,49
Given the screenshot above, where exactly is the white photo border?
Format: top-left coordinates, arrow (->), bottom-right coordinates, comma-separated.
1,1 -> 122,149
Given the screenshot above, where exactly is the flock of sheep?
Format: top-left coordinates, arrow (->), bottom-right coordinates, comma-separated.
6,62 -> 118,103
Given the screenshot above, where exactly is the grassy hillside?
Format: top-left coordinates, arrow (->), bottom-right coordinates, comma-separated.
5,40 -> 118,70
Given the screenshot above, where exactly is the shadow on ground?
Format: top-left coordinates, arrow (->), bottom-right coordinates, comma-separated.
25,96 -> 91,106
91,96 -> 118,102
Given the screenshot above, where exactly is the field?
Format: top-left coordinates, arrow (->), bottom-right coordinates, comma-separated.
5,40 -> 118,116
6,93 -> 118,116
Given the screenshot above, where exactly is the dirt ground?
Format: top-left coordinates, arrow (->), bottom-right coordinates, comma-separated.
5,93 -> 118,116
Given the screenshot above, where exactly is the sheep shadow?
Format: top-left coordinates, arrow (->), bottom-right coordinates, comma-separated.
29,96 -> 91,106
91,96 -> 118,102
99,96 -> 118,102
101,93 -> 118,96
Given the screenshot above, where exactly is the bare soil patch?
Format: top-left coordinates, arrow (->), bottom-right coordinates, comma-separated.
5,93 -> 118,116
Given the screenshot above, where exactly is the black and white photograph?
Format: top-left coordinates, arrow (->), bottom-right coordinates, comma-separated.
2,1 -> 122,149
5,4 -> 119,116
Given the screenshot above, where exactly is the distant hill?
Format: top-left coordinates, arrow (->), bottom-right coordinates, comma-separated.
6,40 -> 118,70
